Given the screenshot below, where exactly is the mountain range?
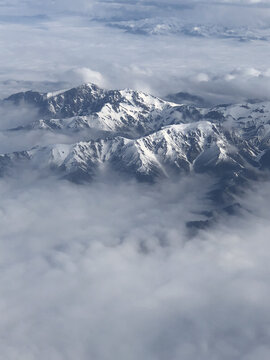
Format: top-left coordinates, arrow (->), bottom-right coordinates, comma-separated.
3,83 -> 270,225
107,19 -> 270,41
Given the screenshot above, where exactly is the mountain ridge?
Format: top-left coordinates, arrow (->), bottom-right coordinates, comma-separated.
3,83 -> 270,214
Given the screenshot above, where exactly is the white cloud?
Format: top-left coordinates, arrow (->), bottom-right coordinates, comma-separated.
57,67 -> 107,88
196,73 -> 210,82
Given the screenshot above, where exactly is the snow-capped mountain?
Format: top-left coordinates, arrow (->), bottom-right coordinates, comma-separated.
7,84 -> 174,137
3,83 -> 270,208
108,18 -> 270,41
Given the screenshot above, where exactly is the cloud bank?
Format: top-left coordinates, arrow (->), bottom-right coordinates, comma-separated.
0,175 -> 270,359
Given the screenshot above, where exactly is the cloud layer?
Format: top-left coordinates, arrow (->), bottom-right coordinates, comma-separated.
0,175 -> 270,359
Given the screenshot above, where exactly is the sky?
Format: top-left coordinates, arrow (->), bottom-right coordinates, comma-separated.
1,0 -> 270,102
1,1 -> 270,359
